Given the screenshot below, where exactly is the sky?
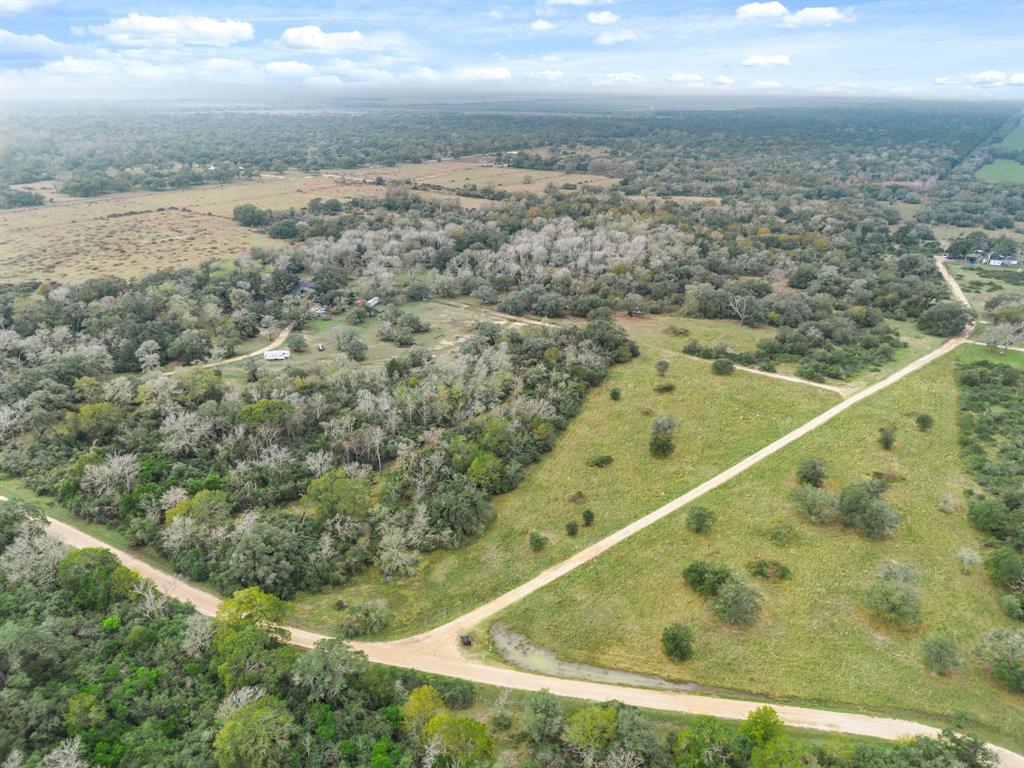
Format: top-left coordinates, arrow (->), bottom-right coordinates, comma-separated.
1,0 -> 1022,101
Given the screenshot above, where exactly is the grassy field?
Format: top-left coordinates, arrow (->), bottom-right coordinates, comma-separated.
284,321 -> 839,636
491,346 -> 1024,751
997,122 -> 1024,150
343,160 -> 618,195
946,261 -> 1024,320
976,159 -> 1024,184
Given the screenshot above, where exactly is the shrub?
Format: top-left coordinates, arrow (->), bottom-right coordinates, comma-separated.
938,492 -> 961,515
917,302 -> 970,337
915,413 -> 934,432
741,706 -> 785,747
957,548 -> 982,574
711,358 -> 735,375
975,628 -> 1024,692
661,623 -> 694,661
609,388 -> 621,401
922,634 -> 963,675
653,414 -> 678,434
710,577 -> 761,626
682,561 -> 732,597
582,509 -> 595,526
565,521 -> 579,537
984,546 -> 1024,591
1000,593 -> 1024,622
654,382 -> 676,393
839,481 -> 900,539
796,458 -> 827,488
656,360 -> 670,376
589,455 -> 613,468
649,433 -> 675,458
790,485 -> 840,524
878,426 -> 897,450
529,531 -> 548,552
866,579 -> 921,627
338,599 -> 391,637
747,559 -> 791,581
685,506 -> 717,534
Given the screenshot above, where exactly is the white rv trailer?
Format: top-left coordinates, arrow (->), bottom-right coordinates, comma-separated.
263,349 -> 291,361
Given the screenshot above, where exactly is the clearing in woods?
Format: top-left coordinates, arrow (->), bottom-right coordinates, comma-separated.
284,319 -> 839,636
490,345 -> 1024,752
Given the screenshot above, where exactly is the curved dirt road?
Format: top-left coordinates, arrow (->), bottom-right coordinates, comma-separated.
168,323 -> 293,374
17,258 -> 1021,766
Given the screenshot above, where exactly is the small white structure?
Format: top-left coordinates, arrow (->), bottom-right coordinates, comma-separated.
263,349 -> 291,361
366,296 -> 381,309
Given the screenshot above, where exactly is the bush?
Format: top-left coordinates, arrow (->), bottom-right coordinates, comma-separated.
839,481 -> 900,539
791,486 -> 840,524
747,559 -> 792,581
661,623 -> 694,661
711,358 -> 735,375
685,506 -> 717,534
796,458 -> 827,488
654,382 -> 676,393
922,634 -> 963,675
609,387 -> 621,401
649,433 -> 675,458
589,454 -> 613,468
915,413 -> 934,432
878,426 -> 897,450
582,509 -> 595,526
529,531 -> 548,552
682,561 -> 732,597
866,579 -> 921,626
338,599 -> 391,637
565,521 -> 579,537
655,360 -> 670,376
1000,593 -> 1024,622
975,628 -> 1024,692
710,577 -> 761,626
984,546 -> 1024,591
917,302 -> 970,337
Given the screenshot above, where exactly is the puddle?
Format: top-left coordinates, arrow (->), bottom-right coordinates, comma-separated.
490,624 -> 753,698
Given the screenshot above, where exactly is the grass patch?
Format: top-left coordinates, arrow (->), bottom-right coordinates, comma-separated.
492,348 -> 1024,752
997,122 -> 1024,151
975,159 -> 1024,185
946,262 -> 1024,321
284,323 -> 839,636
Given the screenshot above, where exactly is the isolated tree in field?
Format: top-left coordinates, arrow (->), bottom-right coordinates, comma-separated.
975,628 -> 1024,692
866,578 -> 922,627
655,360 -> 669,376
922,633 -> 962,675
796,458 -> 827,487
685,506 -> 717,534
917,302 -> 970,337
957,548 -> 982,574
915,413 -> 934,432
711,358 -> 735,375
565,520 -> 579,536
878,426 -> 897,450
582,509 -> 595,526
984,322 -> 1024,354
662,623 -> 694,661
650,413 -> 678,457
710,577 -> 761,626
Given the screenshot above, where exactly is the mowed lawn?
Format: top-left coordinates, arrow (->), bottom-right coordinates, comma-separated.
493,346 -> 1024,751
285,322 -> 839,635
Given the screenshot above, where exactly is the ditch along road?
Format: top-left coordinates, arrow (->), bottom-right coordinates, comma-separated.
22,260 -> 1024,767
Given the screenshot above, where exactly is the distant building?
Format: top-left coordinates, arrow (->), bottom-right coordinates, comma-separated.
263,349 -> 291,361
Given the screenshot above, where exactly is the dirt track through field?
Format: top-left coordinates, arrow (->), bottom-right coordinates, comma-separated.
18,257 -> 1023,766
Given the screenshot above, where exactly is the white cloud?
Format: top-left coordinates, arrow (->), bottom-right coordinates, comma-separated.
669,72 -> 703,82
966,70 -> 1007,84
753,79 -> 782,88
411,66 -> 442,81
547,0 -> 602,5
303,75 -> 343,88
1010,73 -> 1024,85
0,27 -> 63,54
280,25 -> 366,53
587,11 -> 619,24
263,60 -> 315,77
595,30 -> 638,44
782,6 -> 853,26
602,72 -> 645,84
715,74 -> 735,85
541,54 -> 563,62
489,9 -> 503,19
743,54 -> 790,66
532,19 -> 555,31
736,2 -> 789,20
529,69 -> 564,79
454,66 -> 511,81
89,13 -> 253,47
0,0 -> 56,12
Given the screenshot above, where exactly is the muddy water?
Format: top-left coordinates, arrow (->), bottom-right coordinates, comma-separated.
491,624 -> 751,697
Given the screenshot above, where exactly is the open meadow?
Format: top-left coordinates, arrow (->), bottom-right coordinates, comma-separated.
946,261 -> 1024,321
976,159 -> 1024,185
490,345 -> 1024,751
284,319 -> 840,636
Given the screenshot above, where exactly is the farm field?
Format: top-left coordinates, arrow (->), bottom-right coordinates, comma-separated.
490,347 -> 1024,751
284,321 -> 839,636
997,122 -> 1024,150
975,159 -> 1024,184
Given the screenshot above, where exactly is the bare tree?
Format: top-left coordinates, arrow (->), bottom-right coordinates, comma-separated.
984,322 -> 1024,354
728,294 -> 758,325
0,529 -> 66,589
215,686 -> 267,722
131,581 -> 168,618
39,737 -> 87,768
605,746 -> 644,768
135,339 -> 161,375
305,449 -> 334,478
182,613 -> 215,658
160,410 -> 214,456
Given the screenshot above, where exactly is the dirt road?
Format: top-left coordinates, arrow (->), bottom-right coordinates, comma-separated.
168,323 -> 293,374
